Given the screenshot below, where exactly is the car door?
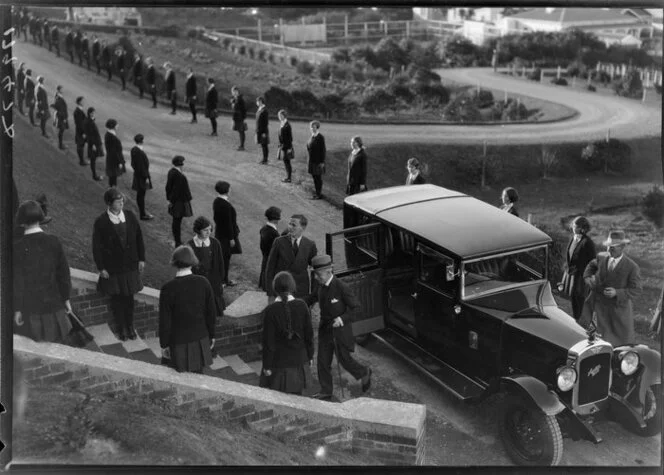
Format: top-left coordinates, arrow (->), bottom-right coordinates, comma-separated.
326,222 -> 384,337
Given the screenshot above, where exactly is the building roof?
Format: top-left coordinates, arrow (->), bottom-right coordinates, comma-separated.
344,185 -> 551,259
509,8 -> 637,24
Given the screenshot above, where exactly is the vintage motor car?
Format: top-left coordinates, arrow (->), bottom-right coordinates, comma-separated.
326,184 -> 661,466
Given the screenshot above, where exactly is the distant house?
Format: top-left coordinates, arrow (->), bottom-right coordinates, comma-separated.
67,7 -> 143,27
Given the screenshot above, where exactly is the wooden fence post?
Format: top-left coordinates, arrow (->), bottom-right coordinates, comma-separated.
481,140 -> 488,189
344,15 -> 349,44
557,65 -> 561,79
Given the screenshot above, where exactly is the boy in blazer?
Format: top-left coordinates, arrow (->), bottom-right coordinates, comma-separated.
255,96 -> 269,164
104,119 -> 126,188
84,107 -> 103,181
165,155 -> 193,247
310,254 -> 371,400
264,214 -> 317,299
277,109 -> 293,182
205,77 -> 218,136
130,134 -> 153,221
146,58 -> 157,107
307,120 -> 326,200
73,96 -> 88,165
185,67 -> 197,123
213,181 -> 240,286
259,206 -> 281,290
164,62 -> 176,114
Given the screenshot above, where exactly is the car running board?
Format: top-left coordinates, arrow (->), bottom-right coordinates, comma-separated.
373,328 -> 487,402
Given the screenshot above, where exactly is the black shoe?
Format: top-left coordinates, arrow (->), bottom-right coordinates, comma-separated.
310,194 -> 322,200
93,175 -> 103,181
42,134 -> 50,138
361,368 -> 372,393
258,160 -> 268,165
236,146 -> 245,151
118,331 -> 128,342
127,326 -> 137,340
210,131 -> 218,136
282,178 -> 291,183
152,104 -> 157,108
140,214 -> 154,221
312,393 -> 333,401
170,111 -> 176,115
59,145 -> 66,150
191,119 -> 197,123
224,280 -> 236,287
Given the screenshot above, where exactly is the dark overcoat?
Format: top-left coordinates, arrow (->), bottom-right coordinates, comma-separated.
307,133 -> 326,175
264,235 -> 317,298
130,146 -> 152,191
104,131 -> 126,178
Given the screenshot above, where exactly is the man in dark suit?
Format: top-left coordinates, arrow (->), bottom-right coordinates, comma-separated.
52,85 -> 68,150
65,27 -> 74,62
116,48 -> 127,91
277,109 -> 293,182
306,120 -> 326,200
16,62 -> 25,115
264,214 -> 317,299
92,35 -> 101,74
130,134 -> 154,221
35,76 -> 50,138
50,25 -> 60,57
231,86 -> 246,150
255,96 -> 269,164
24,69 -> 36,126
185,67 -> 197,123
213,181 -> 239,286
165,155 -> 193,247
101,41 -> 112,81
146,57 -> 157,107
205,77 -> 218,136
84,107 -> 103,181
104,119 -> 126,188
310,254 -> 371,400
164,62 -> 176,114
74,30 -> 83,66
259,206 -> 281,290
130,53 -> 143,98
80,32 -> 90,70
73,96 -> 88,166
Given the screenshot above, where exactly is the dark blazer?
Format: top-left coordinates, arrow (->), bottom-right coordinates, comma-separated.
262,298 -> 314,369
159,274 -> 216,348
81,37 -> 89,55
231,94 -> 246,122
185,75 -> 197,99
92,209 -> 145,275
130,146 -> 152,191
165,168 -> 192,204
278,121 -> 293,150
205,86 -> 218,115
36,86 -> 49,117
92,40 -> 100,59
264,235 -> 317,298
104,131 -> 125,178
346,148 -> 367,194
65,31 -> 73,50
132,58 -> 142,80
213,197 -> 239,243
187,237 -> 226,315
307,133 -> 326,175
16,68 -> 25,93
24,76 -> 35,105
84,117 -> 102,159
101,45 -> 111,64
74,32 -> 81,51
255,106 -> 269,145
146,65 -> 156,86
73,107 -> 86,143
116,53 -> 126,74
313,276 -> 360,351
259,223 -> 280,290
50,26 -> 59,42
53,94 -> 68,126
13,232 -> 71,316
165,70 -> 175,94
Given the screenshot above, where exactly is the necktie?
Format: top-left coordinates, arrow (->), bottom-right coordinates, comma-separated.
608,258 -> 616,272
292,238 -> 298,256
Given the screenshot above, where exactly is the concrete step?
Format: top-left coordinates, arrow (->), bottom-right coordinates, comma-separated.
223,354 -> 255,376
87,323 -> 121,347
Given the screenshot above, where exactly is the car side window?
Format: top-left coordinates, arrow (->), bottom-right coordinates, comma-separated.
417,244 -> 457,297
384,227 -> 415,268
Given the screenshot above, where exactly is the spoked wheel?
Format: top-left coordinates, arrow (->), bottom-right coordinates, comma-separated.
632,384 -> 662,437
500,394 -> 563,466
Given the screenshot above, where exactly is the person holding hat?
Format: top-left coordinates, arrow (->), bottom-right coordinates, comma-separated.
130,133 -> 154,221
582,230 -> 642,345
164,62 -> 176,115
187,216 -> 226,317
165,155 -> 193,247
35,76 -> 50,138
104,118 -> 126,188
309,254 -> 372,400
13,200 -> 73,343
92,188 -> 145,341
558,216 -> 596,320
84,107 -> 103,181
264,214 -> 317,299
259,206 -> 281,290
261,271 -> 314,395
159,245 -> 216,374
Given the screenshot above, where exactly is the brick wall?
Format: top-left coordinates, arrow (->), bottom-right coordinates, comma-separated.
15,335 -> 426,465
212,311 -> 262,362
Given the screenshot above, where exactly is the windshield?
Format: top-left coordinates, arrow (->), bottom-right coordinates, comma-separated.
462,246 -> 547,299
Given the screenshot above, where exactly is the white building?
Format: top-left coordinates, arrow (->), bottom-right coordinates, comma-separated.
67,7 -> 143,27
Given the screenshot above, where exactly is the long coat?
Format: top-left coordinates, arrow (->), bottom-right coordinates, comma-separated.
346,148 -> 367,195
582,252 -> 641,346
205,86 -> 218,116
104,131 -> 126,178
187,237 -> 226,316
278,121 -> 293,159
315,276 -> 359,351
262,298 -> 314,370
259,223 -> 280,290
92,210 -> 145,276
255,106 -> 269,145
231,94 -> 246,126
213,196 -> 239,255
24,76 -> 35,107
165,168 -> 193,218
73,107 -> 86,145
561,234 -> 596,319
165,70 -> 175,96
307,133 -> 326,175
84,117 -> 102,159
130,146 -> 152,191
35,85 -> 50,119
53,95 -> 68,129
185,75 -> 197,100
264,235 -> 317,298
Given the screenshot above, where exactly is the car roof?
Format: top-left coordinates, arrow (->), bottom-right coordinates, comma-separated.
344,185 -> 551,259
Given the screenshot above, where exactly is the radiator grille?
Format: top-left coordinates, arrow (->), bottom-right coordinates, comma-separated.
577,352 -> 611,406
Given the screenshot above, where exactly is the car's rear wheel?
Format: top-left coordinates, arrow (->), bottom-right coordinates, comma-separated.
500,394 -> 563,466
632,384 -> 662,437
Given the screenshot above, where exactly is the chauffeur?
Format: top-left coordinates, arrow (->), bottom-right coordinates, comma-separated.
310,254 -> 371,400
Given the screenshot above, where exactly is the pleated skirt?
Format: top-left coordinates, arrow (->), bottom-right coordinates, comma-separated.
170,336 -> 213,373
270,365 -> 307,395
18,309 -> 71,343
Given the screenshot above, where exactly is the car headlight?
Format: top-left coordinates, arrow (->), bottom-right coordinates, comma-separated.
619,351 -> 640,376
557,366 -> 577,392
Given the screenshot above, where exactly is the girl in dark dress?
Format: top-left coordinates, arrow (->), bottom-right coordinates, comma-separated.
559,216 -> 597,320
92,188 -> 145,341
159,246 -> 216,373
500,187 -> 520,217
13,200 -> 72,342
346,135 -> 368,195
405,157 -> 426,185
261,271 -> 314,395
187,216 -> 226,317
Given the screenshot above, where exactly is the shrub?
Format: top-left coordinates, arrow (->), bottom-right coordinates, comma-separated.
581,138 -> 632,173
238,45 -> 246,56
186,28 -> 199,39
468,88 -> 494,108
442,98 -> 481,122
551,77 -> 568,86
296,60 -> 315,76
414,83 -> 450,108
587,84 -> 597,92
291,89 -> 323,116
590,70 -> 611,84
527,67 -> 542,81
409,66 -> 441,85
613,69 -> 642,98
364,66 -> 389,84
257,49 -> 267,61
500,98 -> 529,121
247,47 -> 255,59
567,61 -> 586,78
267,52 -> 275,64
331,47 -> 351,63
331,62 -> 355,81
391,72 -> 410,86
320,93 -> 345,117
350,45 -> 378,69
289,56 -> 298,67
387,83 -> 414,102
361,88 -> 396,114
222,37 -> 232,49
263,86 -> 294,113
318,61 -> 332,80
642,186 -> 664,228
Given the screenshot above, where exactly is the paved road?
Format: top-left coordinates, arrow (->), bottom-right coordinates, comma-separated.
15,41 -> 661,467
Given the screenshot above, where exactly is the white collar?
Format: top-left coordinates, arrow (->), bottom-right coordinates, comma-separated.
610,254 -> 624,265
217,194 -> 229,201
266,222 -> 277,231
76,105 -> 84,111
176,268 -> 192,277
208,84 -> 215,91
187,73 -> 193,79
351,147 -> 361,156
274,295 -> 295,302
135,144 -> 143,150
280,119 -> 288,125
24,226 -> 44,235
257,104 -> 266,112
324,275 -> 334,287
107,128 -> 117,136
291,235 -> 302,245
172,166 -> 182,173
107,209 -> 126,224
192,235 -> 210,247
311,131 -> 319,137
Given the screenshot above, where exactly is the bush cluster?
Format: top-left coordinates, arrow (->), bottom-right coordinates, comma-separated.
491,98 -> 529,122
642,186 -> 664,228
613,69 -> 643,98
550,77 -> 568,86
581,138 -> 632,173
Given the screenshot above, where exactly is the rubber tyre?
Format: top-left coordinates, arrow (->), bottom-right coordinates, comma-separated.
500,394 -> 563,466
354,334 -> 372,347
632,384 -> 662,437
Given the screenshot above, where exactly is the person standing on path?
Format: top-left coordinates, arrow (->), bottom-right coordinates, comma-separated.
130,53 -> 144,99
116,48 -> 127,91
213,181 -> 240,287
307,120 -> 326,200
74,30 -> 82,66
187,216 -> 226,318
64,27 -> 74,63
258,206 -> 281,291
255,96 -> 269,164
130,134 -> 154,221
309,254 -> 372,400
559,216 -> 596,320
231,86 -> 246,150
185,67 -> 197,123
92,188 -> 145,342
101,41 -> 112,81
205,77 -> 218,136
277,110 -> 293,182
92,35 -> 101,75
146,57 -> 157,108
35,76 -> 50,138
84,107 -> 104,181
52,85 -> 69,151
346,135 -> 367,195
50,25 -> 60,57
24,69 -> 36,126
104,119 -> 127,188
164,62 -> 176,115
16,62 -> 25,115
80,32 -> 90,70
73,96 -> 88,166
165,155 -> 193,247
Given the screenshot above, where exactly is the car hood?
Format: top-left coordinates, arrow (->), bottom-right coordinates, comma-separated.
466,281 -> 588,350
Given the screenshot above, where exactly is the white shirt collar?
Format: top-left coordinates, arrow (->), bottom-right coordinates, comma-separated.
610,254 -> 624,265
267,222 -> 277,231
24,226 -> 44,235
107,209 -> 126,224
257,104 -> 266,112
107,128 -> 117,135
76,105 -> 84,111
217,194 -> 229,201
324,275 -> 334,287
291,235 -> 302,246
274,295 -> 295,302
135,144 -> 143,151
192,235 -> 210,247
176,268 -> 192,277
208,84 -> 215,91
187,72 -> 193,79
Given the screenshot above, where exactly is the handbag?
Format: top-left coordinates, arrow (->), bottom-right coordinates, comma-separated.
63,310 -> 94,348
231,237 -> 243,255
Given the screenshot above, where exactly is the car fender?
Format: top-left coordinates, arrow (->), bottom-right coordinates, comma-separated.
501,375 -> 565,416
614,344 -> 661,406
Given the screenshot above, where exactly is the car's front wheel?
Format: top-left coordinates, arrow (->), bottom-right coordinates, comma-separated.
500,394 -> 563,466
633,383 -> 662,437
